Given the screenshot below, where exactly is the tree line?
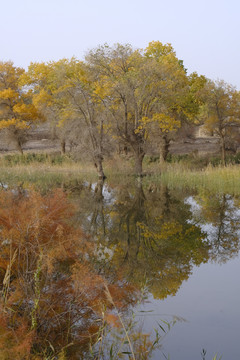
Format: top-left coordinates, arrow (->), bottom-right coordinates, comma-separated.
1,41 -> 240,177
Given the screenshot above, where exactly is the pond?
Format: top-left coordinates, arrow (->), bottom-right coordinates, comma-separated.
0,177 -> 240,359
71,180 -> 240,359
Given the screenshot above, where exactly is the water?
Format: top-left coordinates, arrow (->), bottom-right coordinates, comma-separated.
140,258 -> 240,359
1,178 -> 240,359
72,180 -> 240,359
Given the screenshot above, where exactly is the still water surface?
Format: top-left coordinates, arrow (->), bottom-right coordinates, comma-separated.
1,178 -> 239,359
71,180 -> 240,359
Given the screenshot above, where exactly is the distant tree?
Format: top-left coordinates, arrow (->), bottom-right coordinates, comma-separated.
87,42 -> 197,173
0,61 -> 43,153
142,47 -> 208,164
56,58 -> 112,179
86,44 -> 147,176
25,59 -> 111,179
203,80 -> 240,165
23,61 -> 73,155
141,42 -> 186,164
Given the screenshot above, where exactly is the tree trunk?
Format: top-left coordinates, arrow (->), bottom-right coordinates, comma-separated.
61,140 -> 66,155
220,135 -> 226,166
118,143 -> 121,155
94,156 -> 106,180
51,125 -> 57,140
134,151 -> 145,177
17,140 -> 23,155
94,179 -> 104,200
123,180 -> 145,262
159,136 -> 170,165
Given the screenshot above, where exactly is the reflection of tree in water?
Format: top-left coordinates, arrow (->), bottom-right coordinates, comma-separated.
111,182 -> 209,299
192,191 -> 240,264
72,181 -> 240,299
3,182 -> 228,358
74,180 -> 209,300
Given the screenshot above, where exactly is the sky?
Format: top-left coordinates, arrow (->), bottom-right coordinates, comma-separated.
1,0 -> 240,88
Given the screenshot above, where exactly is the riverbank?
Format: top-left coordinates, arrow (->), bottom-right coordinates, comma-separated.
0,153 -> 239,195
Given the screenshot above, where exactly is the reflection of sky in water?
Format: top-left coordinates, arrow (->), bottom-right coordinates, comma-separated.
84,181 -> 115,225
185,196 -> 221,243
77,185 -> 240,359
138,256 -> 240,360
184,195 -> 240,245
91,182 -> 116,204
133,195 -> 240,360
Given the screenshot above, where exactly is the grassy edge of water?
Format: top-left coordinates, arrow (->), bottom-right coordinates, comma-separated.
0,159 -> 240,195
153,163 -> 240,195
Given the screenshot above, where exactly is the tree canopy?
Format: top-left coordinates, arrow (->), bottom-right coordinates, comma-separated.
1,42 -> 240,174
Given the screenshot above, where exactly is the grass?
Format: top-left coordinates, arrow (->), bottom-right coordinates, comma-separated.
142,152 -> 240,195
144,152 -> 240,169
0,162 -> 98,193
0,153 -> 135,192
0,152 -> 240,195
153,163 -> 240,195
0,152 -> 74,166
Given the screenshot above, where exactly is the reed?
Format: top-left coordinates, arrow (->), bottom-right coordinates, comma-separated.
144,163 -> 240,195
0,152 -> 240,195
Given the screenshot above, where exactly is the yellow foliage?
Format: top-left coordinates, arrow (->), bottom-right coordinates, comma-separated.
137,221 -> 183,241
145,41 -> 175,58
0,61 -> 44,134
0,118 -> 29,130
141,113 -> 180,133
32,89 -> 53,108
0,88 -> 19,100
134,125 -> 143,134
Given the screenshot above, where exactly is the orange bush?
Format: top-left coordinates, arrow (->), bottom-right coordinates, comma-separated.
0,188 -> 139,359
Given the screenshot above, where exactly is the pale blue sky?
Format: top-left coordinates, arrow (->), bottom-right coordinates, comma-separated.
1,0 -> 240,88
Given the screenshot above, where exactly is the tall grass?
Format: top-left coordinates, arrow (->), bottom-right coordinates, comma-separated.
0,152 -> 240,195
0,162 -> 98,193
0,153 -> 135,191
152,163 -> 240,195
